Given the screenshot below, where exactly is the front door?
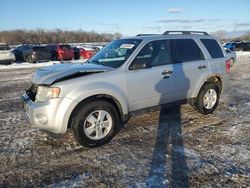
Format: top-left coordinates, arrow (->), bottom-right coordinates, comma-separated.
126,40 -> 174,111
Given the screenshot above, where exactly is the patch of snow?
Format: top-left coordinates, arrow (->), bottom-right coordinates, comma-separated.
236,51 -> 250,56
47,172 -> 92,188
0,60 -> 87,70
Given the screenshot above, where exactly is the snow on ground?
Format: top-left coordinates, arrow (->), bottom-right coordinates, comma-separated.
0,53 -> 249,187
0,59 -> 87,70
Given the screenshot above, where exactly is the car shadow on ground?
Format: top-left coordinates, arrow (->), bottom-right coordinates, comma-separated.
146,106 -> 189,187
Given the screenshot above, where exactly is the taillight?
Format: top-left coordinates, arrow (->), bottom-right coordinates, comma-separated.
225,60 -> 230,73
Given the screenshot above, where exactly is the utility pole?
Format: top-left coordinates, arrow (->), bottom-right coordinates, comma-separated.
233,21 -> 237,33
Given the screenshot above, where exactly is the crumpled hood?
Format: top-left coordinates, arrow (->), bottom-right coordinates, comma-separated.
32,63 -> 114,85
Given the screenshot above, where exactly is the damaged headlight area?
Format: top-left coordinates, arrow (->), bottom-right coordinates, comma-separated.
35,86 -> 61,102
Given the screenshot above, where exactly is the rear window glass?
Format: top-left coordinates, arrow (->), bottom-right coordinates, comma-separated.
201,39 -> 224,58
0,45 -> 10,50
174,39 -> 204,62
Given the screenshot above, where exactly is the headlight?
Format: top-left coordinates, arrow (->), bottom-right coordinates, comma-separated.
35,86 -> 61,102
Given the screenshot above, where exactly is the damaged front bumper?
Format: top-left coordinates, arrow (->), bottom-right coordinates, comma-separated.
21,91 -> 76,138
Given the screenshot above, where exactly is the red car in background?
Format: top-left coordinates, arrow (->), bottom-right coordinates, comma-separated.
46,44 -> 74,61
73,47 -> 96,60
79,47 -> 95,59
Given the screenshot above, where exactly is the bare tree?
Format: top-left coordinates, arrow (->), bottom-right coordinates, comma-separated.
210,30 -> 227,40
0,29 -> 122,45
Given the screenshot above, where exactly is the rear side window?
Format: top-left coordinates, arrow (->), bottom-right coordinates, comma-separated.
173,39 -> 204,62
201,39 -> 224,58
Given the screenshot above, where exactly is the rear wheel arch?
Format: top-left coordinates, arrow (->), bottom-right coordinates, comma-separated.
205,75 -> 222,93
190,75 -> 222,106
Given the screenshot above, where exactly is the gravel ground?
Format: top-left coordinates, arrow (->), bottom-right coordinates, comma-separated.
0,54 -> 249,187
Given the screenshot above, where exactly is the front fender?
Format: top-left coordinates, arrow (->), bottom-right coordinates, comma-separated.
57,82 -> 129,131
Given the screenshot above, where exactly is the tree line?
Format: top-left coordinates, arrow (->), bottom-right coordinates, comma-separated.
211,30 -> 250,41
0,29 -> 122,45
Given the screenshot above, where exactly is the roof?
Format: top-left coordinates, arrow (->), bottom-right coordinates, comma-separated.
124,34 -> 215,42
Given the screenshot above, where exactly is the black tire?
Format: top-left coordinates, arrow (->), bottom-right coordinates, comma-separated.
195,82 -> 220,115
72,100 -> 119,147
26,55 -> 34,63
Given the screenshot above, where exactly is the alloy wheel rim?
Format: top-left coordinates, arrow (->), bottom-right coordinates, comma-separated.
203,89 -> 217,109
83,110 -> 112,140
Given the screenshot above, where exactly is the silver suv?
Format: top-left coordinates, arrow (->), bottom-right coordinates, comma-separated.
22,31 -> 230,147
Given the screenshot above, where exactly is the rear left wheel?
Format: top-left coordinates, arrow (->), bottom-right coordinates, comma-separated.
195,82 -> 220,115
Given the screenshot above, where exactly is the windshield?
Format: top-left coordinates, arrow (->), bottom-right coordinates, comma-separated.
88,39 -> 142,68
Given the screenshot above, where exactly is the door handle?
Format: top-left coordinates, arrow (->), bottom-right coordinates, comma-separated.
161,70 -> 172,78
198,65 -> 207,69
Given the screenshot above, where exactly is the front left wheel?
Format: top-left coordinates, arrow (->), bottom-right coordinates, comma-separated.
72,100 -> 119,147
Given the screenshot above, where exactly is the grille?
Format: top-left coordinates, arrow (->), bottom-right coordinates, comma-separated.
26,84 -> 38,102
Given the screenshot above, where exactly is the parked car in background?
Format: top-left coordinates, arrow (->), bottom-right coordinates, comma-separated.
46,44 -> 74,61
73,46 -> 96,60
13,45 -> 51,63
79,47 -> 96,60
225,48 -> 236,67
224,42 -> 237,51
235,42 -> 250,51
0,43 -> 15,64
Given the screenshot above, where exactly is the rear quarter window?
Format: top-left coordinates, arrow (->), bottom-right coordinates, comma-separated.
201,39 -> 224,58
173,39 -> 204,62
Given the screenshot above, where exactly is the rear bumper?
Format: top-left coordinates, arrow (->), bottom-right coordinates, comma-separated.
21,93 -> 77,135
0,60 -> 14,65
0,56 -> 15,64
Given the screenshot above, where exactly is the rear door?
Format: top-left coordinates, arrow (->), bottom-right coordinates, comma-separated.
126,40 -> 174,111
171,38 -> 210,100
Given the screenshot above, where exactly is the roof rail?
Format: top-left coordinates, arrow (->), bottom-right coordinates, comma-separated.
163,31 -> 209,35
136,34 -> 157,36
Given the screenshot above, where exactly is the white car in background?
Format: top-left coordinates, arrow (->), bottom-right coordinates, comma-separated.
0,43 -> 15,64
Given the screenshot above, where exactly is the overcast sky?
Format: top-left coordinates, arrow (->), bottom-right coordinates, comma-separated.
0,0 -> 250,36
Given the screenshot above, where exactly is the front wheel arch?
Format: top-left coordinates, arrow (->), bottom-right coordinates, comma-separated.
67,94 -> 125,129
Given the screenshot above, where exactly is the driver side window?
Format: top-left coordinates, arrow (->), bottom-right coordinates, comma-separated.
130,40 -> 171,70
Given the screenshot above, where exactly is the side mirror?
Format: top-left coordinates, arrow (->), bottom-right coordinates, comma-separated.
130,59 -> 150,70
